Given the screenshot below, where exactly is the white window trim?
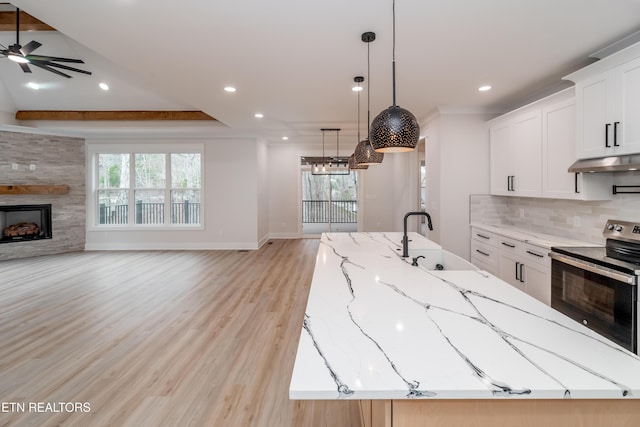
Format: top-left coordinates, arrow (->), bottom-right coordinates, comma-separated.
87,142 -> 205,231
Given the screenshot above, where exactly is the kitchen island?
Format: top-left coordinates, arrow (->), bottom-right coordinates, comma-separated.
290,232 -> 640,426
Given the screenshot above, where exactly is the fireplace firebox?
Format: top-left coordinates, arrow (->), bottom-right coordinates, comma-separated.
0,204 -> 52,244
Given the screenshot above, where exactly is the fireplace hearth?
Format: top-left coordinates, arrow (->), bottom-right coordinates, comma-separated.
0,204 -> 52,244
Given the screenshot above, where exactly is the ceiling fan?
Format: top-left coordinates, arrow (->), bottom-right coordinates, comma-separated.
0,7 -> 91,78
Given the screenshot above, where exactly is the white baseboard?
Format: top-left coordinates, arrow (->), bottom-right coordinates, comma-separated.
85,241 -> 260,251
268,232 -> 303,240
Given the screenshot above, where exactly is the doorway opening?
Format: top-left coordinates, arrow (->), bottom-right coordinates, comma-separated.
300,168 -> 358,235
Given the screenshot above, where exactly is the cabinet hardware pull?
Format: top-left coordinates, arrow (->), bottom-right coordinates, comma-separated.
476,234 -> 490,239
475,249 -> 489,256
511,176 -> 515,191
614,121 -> 620,146
526,250 -> 544,258
507,176 -> 511,191
515,261 -> 520,281
519,263 -> 525,283
574,172 -> 580,194
502,242 -> 515,248
605,123 -> 611,148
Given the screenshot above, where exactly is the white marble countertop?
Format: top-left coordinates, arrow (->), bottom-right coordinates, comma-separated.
289,232 -> 640,400
470,223 -> 599,249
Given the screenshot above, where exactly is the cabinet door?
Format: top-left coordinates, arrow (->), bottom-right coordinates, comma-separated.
575,72 -> 614,159
497,252 -> 525,292
522,262 -> 551,305
511,111 -> 542,197
616,56 -> 640,154
542,99 -> 579,199
489,121 -> 514,196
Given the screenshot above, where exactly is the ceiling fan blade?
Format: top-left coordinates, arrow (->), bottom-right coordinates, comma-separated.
19,62 -> 32,73
38,60 -> 92,75
24,55 -> 84,64
29,61 -> 72,78
20,40 -> 41,56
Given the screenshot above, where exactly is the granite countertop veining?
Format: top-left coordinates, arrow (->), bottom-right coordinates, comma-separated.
289,232 -> 640,400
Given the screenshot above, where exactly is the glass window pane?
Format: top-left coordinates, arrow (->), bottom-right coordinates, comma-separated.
134,190 -> 165,224
135,154 -> 166,188
170,190 -> 201,224
171,153 -> 201,188
98,154 -> 129,189
98,189 -> 129,224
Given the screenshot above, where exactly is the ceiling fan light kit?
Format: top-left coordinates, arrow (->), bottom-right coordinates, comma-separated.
0,8 -> 91,78
369,0 -> 420,153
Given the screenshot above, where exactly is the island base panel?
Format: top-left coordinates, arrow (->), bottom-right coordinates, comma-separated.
360,399 -> 640,427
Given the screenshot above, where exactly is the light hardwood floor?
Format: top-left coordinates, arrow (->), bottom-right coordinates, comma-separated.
0,239 -> 362,427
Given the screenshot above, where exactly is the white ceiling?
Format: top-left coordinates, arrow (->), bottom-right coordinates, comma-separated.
3,0 -> 640,143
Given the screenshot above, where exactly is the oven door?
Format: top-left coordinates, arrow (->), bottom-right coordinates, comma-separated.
550,252 -> 637,354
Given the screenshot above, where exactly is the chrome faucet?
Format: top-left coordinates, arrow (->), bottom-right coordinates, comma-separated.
402,211 -> 433,258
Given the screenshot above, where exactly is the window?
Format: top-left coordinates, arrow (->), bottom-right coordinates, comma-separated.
95,147 -> 202,227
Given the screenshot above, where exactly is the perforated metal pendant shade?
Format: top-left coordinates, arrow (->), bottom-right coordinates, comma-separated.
370,106 -> 420,153
354,138 -> 384,165
349,154 -> 369,170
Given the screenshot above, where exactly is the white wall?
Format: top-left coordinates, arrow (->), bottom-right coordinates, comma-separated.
256,138 -> 269,245
425,111 -> 491,258
267,141 -> 418,237
85,137 -> 261,250
0,79 -> 18,126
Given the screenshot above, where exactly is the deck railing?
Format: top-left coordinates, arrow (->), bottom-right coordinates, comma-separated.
99,201 -> 200,225
301,200 -> 357,223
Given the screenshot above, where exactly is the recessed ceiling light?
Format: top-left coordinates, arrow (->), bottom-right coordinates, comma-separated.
254,113 -> 264,118
282,136 -> 289,140
27,82 -> 39,90
99,82 -> 109,91
224,86 -> 237,93
478,85 -> 492,92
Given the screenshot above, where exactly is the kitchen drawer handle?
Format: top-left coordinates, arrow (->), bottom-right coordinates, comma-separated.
574,172 -> 580,194
502,242 -> 516,248
475,249 -> 490,256
605,123 -> 611,148
476,233 -> 490,239
614,121 -> 620,146
519,263 -> 525,283
515,261 -> 520,281
526,250 -> 544,258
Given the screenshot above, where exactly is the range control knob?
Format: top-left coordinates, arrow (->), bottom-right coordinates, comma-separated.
606,223 -> 615,231
615,224 -> 623,232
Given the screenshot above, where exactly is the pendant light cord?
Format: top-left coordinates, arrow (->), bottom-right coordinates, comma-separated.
392,0 -> 397,107
15,8 -> 20,45
367,39 -> 374,149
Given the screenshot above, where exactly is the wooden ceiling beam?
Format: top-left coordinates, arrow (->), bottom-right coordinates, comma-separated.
15,110 -> 217,121
0,11 -> 55,32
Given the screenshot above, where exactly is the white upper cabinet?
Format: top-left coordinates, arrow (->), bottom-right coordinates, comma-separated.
490,88 -> 611,201
489,108 -> 541,197
566,44 -> 640,158
542,97 -> 612,200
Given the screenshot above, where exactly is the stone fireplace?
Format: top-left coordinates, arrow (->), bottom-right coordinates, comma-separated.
0,130 -> 85,260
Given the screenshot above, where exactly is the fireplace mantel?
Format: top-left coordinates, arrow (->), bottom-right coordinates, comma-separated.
0,185 -> 69,195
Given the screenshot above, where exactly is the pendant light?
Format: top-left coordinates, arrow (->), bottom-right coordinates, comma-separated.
369,0 -> 420,153
350,76 -> 369,170
312,128 -> 349,175
354,32 -> 384,165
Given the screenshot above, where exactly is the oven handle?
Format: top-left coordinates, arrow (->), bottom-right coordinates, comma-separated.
550,252 -> 636,285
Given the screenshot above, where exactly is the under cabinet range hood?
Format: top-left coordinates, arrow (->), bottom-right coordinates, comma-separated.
568,154 -> 640,173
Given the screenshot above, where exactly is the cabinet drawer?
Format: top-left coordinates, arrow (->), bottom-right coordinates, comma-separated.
519,244 -> 550,268
470,227 -> 499,247
498,236 -> 520,253
470,256 -> 497,276
470,239 -> 497,268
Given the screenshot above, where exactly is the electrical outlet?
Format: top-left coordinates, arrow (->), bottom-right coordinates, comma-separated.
12,163 -> 19,170
29,164 -> 36,171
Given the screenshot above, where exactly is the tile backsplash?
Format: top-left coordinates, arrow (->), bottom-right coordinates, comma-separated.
470,172 -> 640,244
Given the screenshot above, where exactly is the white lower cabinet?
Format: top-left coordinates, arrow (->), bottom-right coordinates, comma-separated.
470,227 -> 551,305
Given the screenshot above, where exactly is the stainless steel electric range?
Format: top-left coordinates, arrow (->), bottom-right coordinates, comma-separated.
550,219 -> 640,355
